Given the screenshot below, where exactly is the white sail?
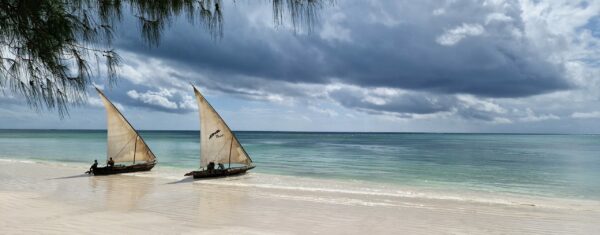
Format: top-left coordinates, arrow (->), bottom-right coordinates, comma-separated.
194,87 -> 252,168
97,88 -> 156,164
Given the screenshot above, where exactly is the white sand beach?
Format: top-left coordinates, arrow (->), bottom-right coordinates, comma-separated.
0,160 -> 599,234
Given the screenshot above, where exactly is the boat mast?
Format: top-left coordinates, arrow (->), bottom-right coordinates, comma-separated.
133,136 -> 138,164
228,136 -> 233,169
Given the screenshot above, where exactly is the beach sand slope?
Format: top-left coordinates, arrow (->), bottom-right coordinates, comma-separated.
0,161 -> 598,234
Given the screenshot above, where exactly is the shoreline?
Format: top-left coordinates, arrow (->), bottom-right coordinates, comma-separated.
0,157 -> 598,209
1,160 -> 599,234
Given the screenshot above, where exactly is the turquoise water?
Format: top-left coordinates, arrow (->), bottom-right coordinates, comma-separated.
1,129 -> 599,200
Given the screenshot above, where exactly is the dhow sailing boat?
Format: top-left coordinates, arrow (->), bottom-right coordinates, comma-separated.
185,86 -> 255,178
87,88 -> 157,175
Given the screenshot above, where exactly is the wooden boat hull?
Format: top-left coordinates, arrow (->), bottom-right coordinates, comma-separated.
185,165 -> 255,179
88,162 -> 156,176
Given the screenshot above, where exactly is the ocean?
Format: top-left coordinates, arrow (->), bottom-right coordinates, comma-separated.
1,129 -> 599,201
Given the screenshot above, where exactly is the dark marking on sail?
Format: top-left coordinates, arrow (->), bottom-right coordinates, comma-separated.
209,130 -> 222,139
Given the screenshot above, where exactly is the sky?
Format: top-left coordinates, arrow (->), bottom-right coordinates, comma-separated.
1,0 -> 600,133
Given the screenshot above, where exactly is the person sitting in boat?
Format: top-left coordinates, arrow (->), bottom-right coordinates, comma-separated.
88,160 -> 98,174
207,162 -> 215,173
217,163 -> 224,170
107,157 -> 115,168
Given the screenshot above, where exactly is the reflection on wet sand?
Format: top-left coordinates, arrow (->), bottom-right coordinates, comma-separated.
138,176 -> 252,227
89,174 -> 155,211
193,182 -> 249,226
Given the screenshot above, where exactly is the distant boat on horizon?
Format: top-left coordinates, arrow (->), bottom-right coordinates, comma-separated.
87,88 -> 157,175
185,85 -> 255,179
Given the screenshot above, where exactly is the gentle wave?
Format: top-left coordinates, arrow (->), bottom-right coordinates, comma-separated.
190,175 -> 571,208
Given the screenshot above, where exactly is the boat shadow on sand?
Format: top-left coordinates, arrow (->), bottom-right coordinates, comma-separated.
46,174 -> 91,180
166,177 -> 196,184
166,173 -> 251,184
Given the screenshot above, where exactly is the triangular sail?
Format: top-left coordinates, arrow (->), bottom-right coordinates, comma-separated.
97,88 -> 156,164
194,87 -> 252,168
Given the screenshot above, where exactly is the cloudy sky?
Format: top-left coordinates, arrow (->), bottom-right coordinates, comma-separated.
1,0 -> 600,133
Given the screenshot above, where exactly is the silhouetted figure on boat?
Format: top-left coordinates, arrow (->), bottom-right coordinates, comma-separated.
87,160 -> 98,174
107,157 -> 115,168
207,162 -> 215,173
218,163 -> 225,170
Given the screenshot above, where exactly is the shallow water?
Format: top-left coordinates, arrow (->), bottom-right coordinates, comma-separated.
1,129 -> 600,200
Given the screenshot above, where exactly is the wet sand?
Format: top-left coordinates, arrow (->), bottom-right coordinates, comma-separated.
0,161 -> 599,234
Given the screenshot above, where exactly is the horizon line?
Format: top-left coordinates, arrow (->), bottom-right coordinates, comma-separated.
0,128 -> 599,135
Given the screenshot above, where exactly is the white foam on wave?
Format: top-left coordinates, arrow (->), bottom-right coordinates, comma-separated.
255,140 -> 287,145
0,158 -> 38,164
193,177 -> 509,205
266,193 -> 400,207
0,157 -> 91,169
188,173 -> 600,209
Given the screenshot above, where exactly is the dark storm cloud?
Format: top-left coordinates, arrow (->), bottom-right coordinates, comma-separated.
323,85 -> 507,122
95,0 -> 584,122
113,0 -> 571,100
3,0 -> 598,132
327,89 -> 453,115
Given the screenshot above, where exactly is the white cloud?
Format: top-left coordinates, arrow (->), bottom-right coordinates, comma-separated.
91,82 -> 105,90
457,95 -> 506,114
518,108 -> 560,122
436,23 -> 485,46
492,117 -> 513,124
308,106 -> 339,117
178,95 -> 197,110
320,12 -> 352,43
127,89 -> 178,110
367,1 -> 402,27
432,8 -> 445,16
362,95 -> 387,105
87,97 -> 104,108
87,92 -> 125,111
571,111 -> 600,119
118,52 -> 194,91
485,13 -> 513,24
519,0 -> 600,81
